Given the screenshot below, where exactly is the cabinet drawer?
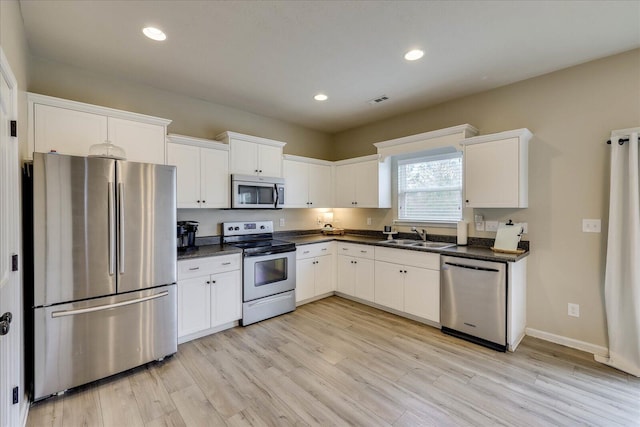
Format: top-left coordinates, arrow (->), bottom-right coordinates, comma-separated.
297,242 -> 334,259
337,243 -> 375,260
178,254 -> 241,280
375,247 -> 440,270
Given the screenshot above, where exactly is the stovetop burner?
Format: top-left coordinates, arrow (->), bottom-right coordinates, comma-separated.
222,221 -> 296,255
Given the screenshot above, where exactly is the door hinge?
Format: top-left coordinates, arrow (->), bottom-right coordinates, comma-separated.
10,120 -> 17,137
11,254 -> 18,272
12,386 -> 18,404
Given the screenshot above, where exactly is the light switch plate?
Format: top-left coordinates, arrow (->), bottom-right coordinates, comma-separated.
475,221 -> 485,232
279,218 -> 285,227
582,219 -> 601,233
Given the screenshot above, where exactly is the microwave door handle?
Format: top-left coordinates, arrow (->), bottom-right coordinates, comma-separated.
273,184 -> 278,208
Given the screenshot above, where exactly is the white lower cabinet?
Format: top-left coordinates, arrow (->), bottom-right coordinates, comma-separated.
177,254 -> 242,342
296,242 -> 335,304
374,247 -> 440,323
336,243 -> 375,302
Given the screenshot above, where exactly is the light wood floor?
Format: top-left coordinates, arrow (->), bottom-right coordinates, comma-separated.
27,296 -> 640,426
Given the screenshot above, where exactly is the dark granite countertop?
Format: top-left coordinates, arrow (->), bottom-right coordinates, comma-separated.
177,244 -> 242,260
178,230 -> 529,263
283,232 -> 529,263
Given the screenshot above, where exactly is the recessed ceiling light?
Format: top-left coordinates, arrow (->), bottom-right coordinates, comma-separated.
314,94 -> 328,101
142,27 -> 167,41
404,49 -> 424,61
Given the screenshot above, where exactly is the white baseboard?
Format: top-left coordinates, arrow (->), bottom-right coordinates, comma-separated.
525,327 -> 608,357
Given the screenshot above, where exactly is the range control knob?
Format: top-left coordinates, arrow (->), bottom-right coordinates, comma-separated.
260,225 -> 265,230
227,226 -> 233,231
234,226 -> 240,231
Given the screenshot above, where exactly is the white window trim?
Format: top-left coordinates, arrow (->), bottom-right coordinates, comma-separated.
394,150 -> 463,226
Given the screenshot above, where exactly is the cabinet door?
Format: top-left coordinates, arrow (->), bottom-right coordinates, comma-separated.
374,261 -> 404,311
308,163 -> 332,208
296,258 -> 316,302
200,148 -> 229,208
354,258 -> 375,302
336,256 -> 356,296
334,164 -> 356,207
108,117 -> 165,164
34,104 -> 108,157
178,276 -> 211,337
258,144 -> 283,177
229,139 -> 258,175
283,160 -> 309,208
211,270 -> 241,327
355,161 -> 378,207
404,267 -> 440,322
167,143 -> 201,209
315,254 -> 335,295
465,138 -> 520,208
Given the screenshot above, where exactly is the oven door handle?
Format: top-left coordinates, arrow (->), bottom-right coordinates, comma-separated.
243,247 -> 296,257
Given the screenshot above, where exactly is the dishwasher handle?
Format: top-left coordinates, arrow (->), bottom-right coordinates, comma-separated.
443,261 -> 501,273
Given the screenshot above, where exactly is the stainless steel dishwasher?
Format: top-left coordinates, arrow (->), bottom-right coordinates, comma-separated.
440,255 -> 507,351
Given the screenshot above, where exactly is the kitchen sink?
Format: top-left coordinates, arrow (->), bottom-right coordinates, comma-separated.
378,239 -> 419,245
408,241 -> 455,249
378,239 -> 455,250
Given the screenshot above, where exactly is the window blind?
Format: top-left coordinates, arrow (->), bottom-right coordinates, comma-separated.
397,152 -> 463,222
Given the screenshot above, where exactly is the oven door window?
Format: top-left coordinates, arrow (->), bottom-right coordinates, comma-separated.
254,257 -> 287,287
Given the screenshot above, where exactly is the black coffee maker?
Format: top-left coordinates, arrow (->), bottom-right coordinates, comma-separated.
177,221 -> 199,252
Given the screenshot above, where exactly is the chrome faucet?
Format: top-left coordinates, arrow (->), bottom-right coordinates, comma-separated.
411,227 -> 427,241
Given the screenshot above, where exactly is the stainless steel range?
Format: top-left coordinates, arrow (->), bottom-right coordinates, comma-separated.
222,221 -> 296,325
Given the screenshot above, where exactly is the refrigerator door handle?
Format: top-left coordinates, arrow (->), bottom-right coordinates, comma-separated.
118,182 -> 125,274
51,291 -> 169,318
108,182 -> 116,275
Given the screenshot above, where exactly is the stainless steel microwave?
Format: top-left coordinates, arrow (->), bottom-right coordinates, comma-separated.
231,174 -> 285,209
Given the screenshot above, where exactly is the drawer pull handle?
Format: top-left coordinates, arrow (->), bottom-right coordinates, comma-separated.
342,248 -> 348,251
188,267 -> 200,271
321,248 -> 327,251
360,250 -> 368,253
303,251 -> 310,254
221,262 -> 232,266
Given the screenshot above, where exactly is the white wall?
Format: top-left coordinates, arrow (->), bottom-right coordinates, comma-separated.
1,0 -> 31,421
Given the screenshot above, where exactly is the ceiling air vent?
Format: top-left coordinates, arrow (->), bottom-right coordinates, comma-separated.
367,95 -> 389,105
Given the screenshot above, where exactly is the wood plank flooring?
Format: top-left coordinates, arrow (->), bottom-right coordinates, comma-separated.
27,296 -> 640,426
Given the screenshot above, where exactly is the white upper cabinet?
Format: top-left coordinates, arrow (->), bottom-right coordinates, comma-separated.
167,134 -> 229,209
283,155 -> 332,208
462,128 -> 532,208
334,155 -> 391,208
217,131 -> 286,177
28,93 -> 171,164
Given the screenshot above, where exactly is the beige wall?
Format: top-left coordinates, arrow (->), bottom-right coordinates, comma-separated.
28,56 -> 333,160
331,48 -> 640,350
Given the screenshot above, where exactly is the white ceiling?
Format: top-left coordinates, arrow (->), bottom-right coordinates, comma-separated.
19,0 -> 640,133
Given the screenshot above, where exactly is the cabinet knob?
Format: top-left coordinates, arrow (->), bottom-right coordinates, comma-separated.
197,200 -> 201,204
466,199 -> 469,203
202,200 -> 206,203
206,280 -> 210,284
404,270 -> 407,273
259,170 -> 263,173
255,169 -> 258,173
309,202 -> 313,205
211,280 -> 216,284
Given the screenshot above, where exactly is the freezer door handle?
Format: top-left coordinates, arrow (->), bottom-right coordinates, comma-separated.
108,182 -> 116,275
51,291 -> 169,318
118,182 -> 125,274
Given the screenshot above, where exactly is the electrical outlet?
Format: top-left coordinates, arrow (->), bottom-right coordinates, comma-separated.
475,221 -> 485,232
316,216 -> 322,225
366,217 -> 372,226
582,219 -> 601,233
568,303 -> 580,317
485,221 -> 499,232
279,218 -> 285,227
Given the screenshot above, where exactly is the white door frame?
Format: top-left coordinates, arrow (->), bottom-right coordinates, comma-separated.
0,46 -> 24,427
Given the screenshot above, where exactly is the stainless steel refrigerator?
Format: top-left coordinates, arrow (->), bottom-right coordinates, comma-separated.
28,152 -> 177,401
